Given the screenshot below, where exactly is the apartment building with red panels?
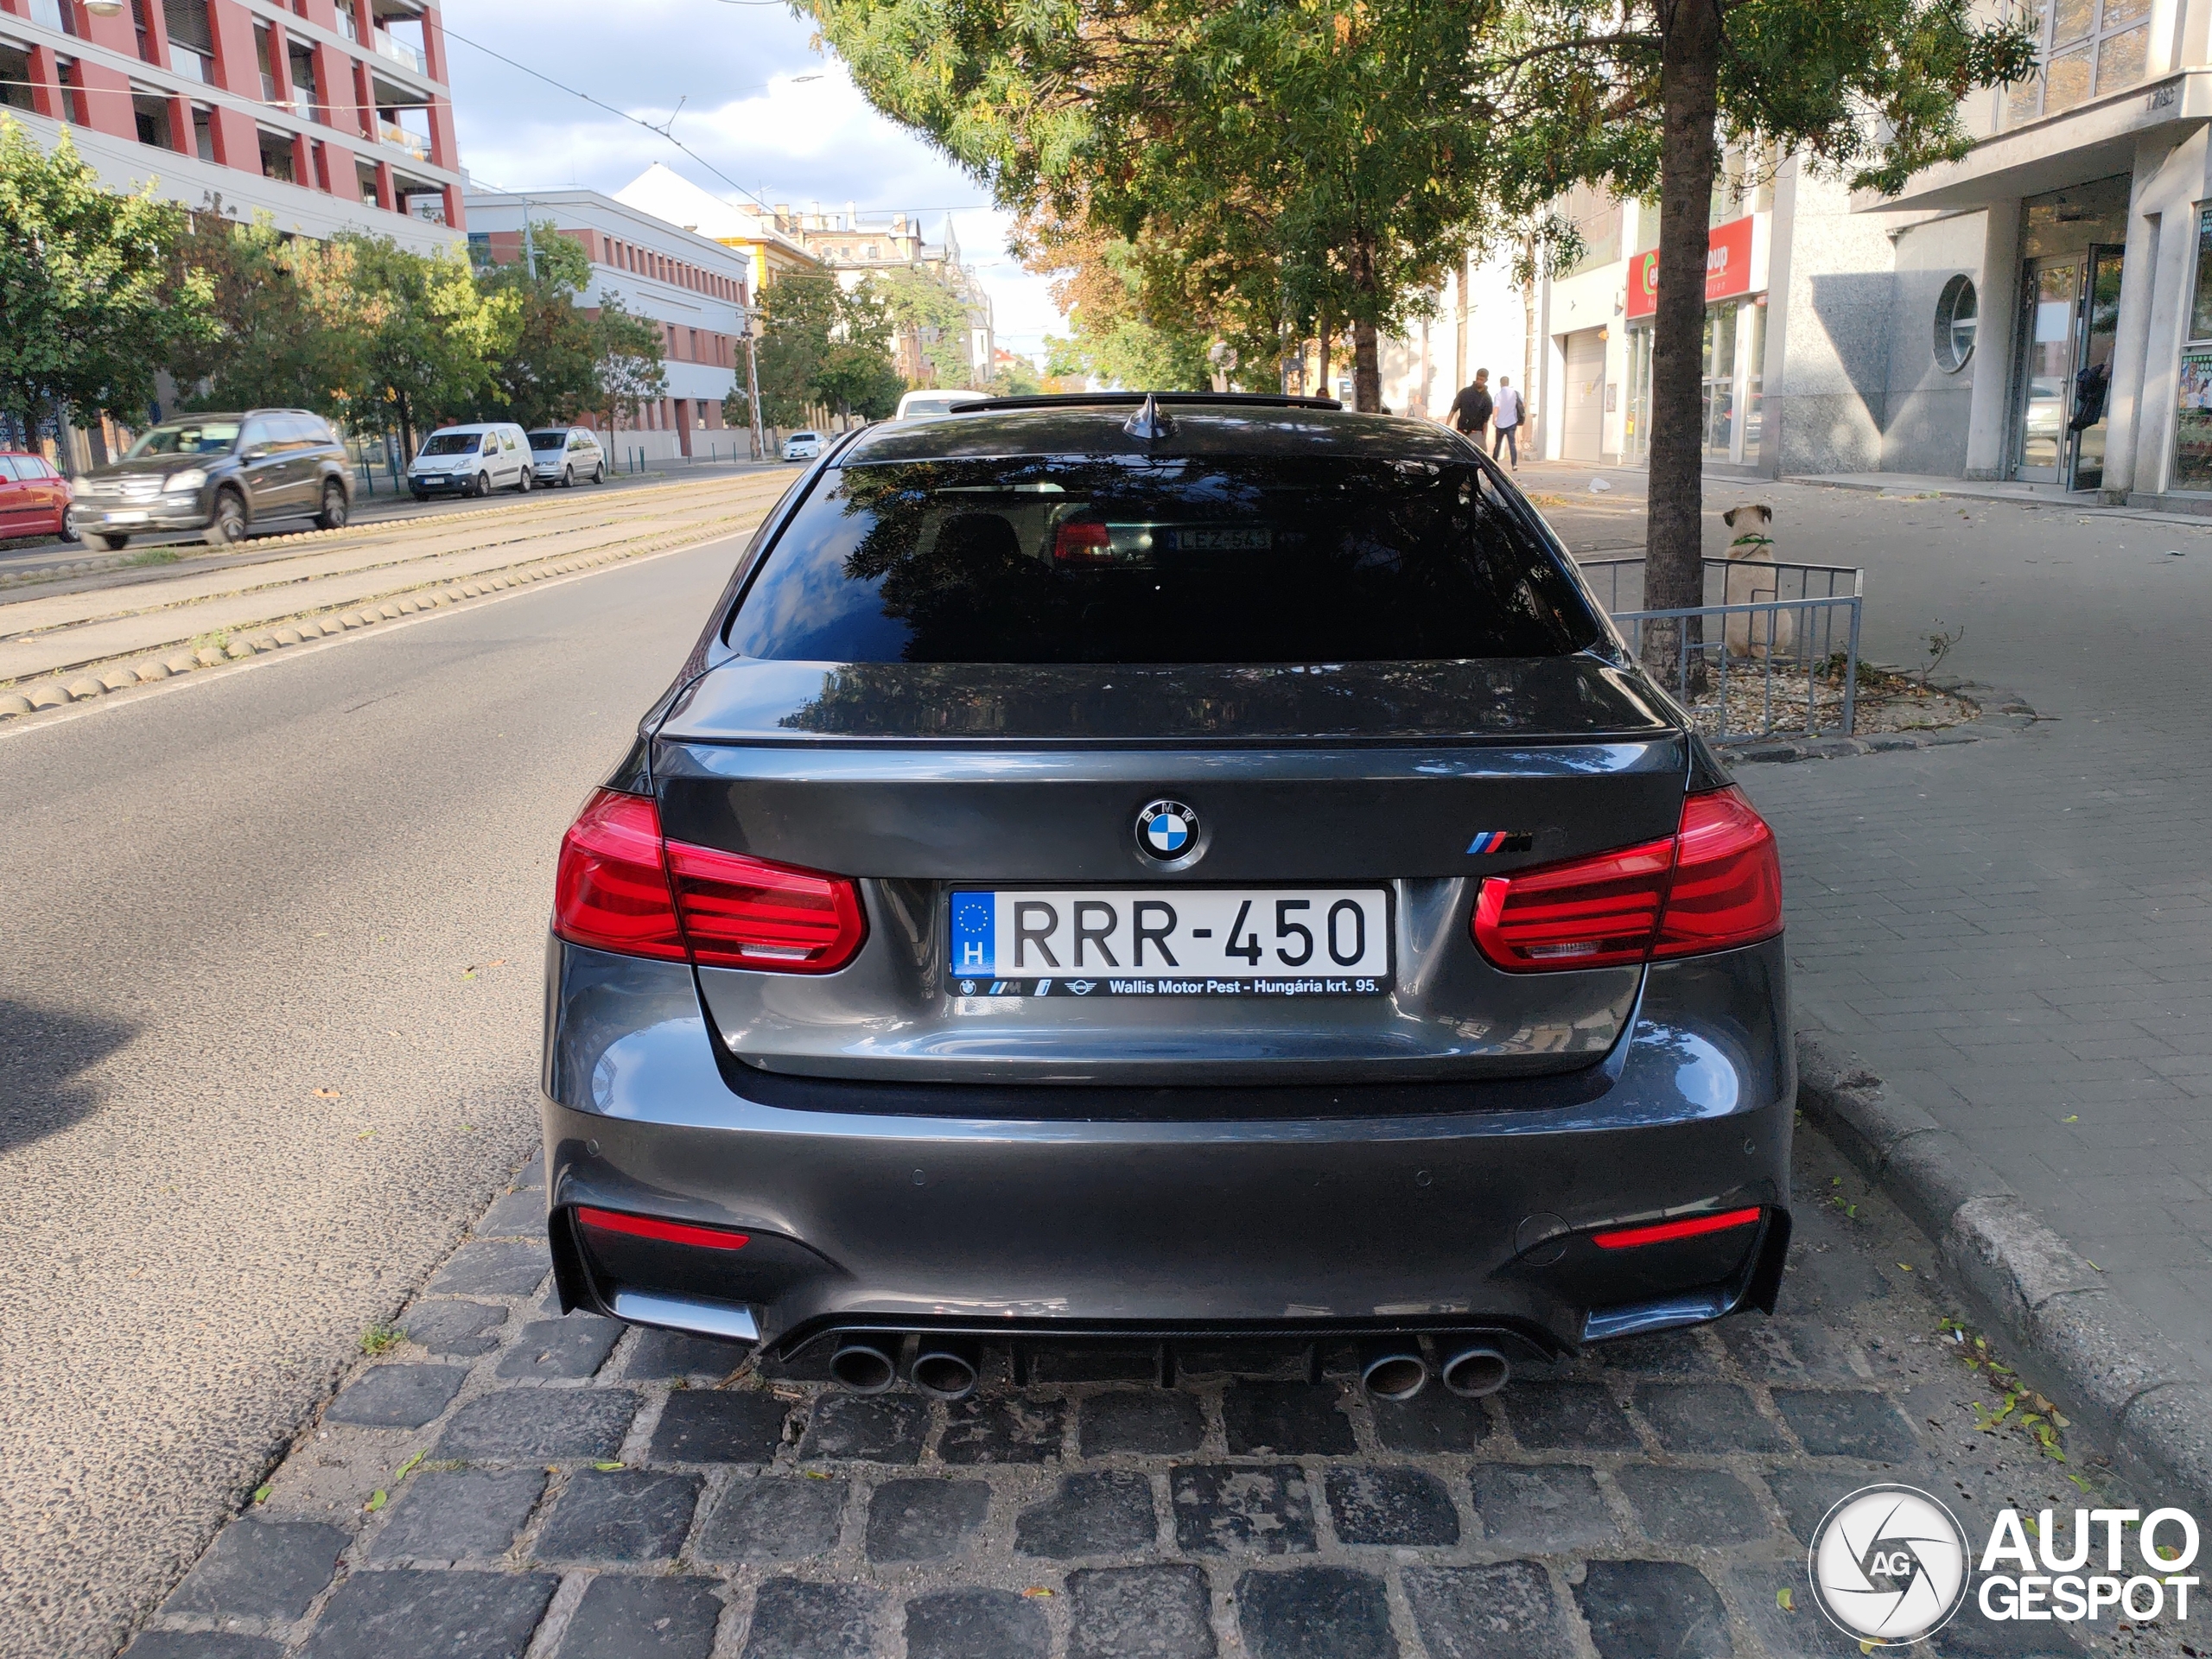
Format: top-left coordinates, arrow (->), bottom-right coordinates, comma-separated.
0,0 -> 464,251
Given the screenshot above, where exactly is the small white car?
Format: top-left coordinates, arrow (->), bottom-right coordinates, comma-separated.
781,430 -> 823,462
410,423 -> 532,499
893,390 -> 988,420
528,427 -> 607,487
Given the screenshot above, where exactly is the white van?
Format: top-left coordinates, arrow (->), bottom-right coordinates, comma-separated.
409,423 -> 532,499
893,390 -> 988,420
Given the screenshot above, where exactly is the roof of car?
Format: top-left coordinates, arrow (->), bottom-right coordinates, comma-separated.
840,396 -> 1474,466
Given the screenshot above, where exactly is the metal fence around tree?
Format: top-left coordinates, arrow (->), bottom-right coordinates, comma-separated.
1576,556 -> 1865,742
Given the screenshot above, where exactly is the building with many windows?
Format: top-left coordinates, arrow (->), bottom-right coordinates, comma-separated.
463,187 -> 753,464
0,0 -> 465,249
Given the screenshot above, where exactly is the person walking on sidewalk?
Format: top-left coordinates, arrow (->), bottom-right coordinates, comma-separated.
1450,369 -> 1492,445
1491,376 -> 1524,467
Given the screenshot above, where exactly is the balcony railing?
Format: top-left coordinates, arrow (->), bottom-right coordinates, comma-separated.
378,122 -> 429,161
372,30 -> 425,74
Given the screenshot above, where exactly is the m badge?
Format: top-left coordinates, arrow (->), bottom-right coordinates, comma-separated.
1465,831 -> 1535,855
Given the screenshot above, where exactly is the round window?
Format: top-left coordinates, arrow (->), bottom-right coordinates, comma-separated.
1935,274 -> 1977,372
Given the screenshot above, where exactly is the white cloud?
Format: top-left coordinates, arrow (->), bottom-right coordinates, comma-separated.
442,0 -> 1066,354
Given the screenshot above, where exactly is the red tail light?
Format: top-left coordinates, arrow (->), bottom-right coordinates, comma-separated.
1472,786 -> 1782,972
553,790 -> 688,961
553,789 -> 868,974
1592,1205 -> 1763,1249
1651,786 -> 1783,959
576,1205 -> 750,1251
1053,520 -> 1116,563
666,839 -> 868,972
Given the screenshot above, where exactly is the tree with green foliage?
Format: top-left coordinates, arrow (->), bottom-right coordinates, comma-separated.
875,266 -> 973,390
1482,0 -> 2035,656
471,220 -> 604,429
753,272 -> 904,424
335,232 -> 511,457
593,302 -> 669,438
0,116 -> 213,441
1025,219 -> 1212,391
802,0 -> 1516,409
169,208 -> 363,418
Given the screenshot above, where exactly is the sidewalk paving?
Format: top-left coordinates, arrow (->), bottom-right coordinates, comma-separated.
125,1133 -> 2136,1659
1538,468 -> 2212,1377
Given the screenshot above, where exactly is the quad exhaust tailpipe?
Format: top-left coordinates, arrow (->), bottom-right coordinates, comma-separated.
829,1340 -> 898,1394
1357,1343 -> 1430,1402
910,1338 -> 982,1401
1440,1344 -> 1510,1397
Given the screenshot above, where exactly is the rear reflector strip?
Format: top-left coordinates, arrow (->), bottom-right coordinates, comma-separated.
1591,1206 -> 1763,1250
575,1205 -> 751,1251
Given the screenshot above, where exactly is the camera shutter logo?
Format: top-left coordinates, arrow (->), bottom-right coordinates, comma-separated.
1808,1484 -> 1971,1647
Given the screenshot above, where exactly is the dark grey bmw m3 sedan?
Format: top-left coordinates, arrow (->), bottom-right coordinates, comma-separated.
540,391 -> 1791,1403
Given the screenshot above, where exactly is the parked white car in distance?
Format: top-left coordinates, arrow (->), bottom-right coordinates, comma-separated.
528,427 -> 607,487
781,430 -> 823,462
410,423 -> 532,499
893,390 -> 989,420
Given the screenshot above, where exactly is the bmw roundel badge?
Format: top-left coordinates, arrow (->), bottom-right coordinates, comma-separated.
1135,799 -> 1200,863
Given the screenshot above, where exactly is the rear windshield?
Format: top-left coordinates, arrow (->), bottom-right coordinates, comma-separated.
419,432 -> 481,456
727,457 -> 1600,664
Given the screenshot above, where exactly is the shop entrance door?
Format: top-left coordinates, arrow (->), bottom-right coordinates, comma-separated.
2071,245 -> 2124,493
2014,257 -> 2082,484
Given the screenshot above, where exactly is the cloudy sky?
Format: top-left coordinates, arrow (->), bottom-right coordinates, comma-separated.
440,0 -> 1067,359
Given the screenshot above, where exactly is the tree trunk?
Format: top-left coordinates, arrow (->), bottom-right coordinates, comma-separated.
1645,0 -> 1724,687
1352,319 -> 1381,412
1315,316 -> 1332,401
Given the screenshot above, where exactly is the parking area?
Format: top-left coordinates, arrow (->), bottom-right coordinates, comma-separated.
129,1124 -> 2149,1659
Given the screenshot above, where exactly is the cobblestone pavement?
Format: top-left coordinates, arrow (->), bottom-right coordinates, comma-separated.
1533,467 -> 2212,1379
124,1124 -> 2195,1658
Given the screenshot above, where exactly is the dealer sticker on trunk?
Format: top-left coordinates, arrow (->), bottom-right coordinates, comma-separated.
949,888 -> 1390,996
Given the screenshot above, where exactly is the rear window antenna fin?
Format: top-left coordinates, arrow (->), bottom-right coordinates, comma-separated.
1122,392 -> 1175,442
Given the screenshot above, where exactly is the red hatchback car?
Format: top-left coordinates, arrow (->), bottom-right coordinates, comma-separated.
0,451 -> 75,543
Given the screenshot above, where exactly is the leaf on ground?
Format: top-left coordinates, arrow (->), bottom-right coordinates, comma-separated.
802,1468 -> 830,1479
394,1450 -> 424,1481
2063,1115 -> 2079,1122
1022,1586 -> 1054,1598
365,1489 -> 385,1512
488,958 -> 506,967
314,1088 -> 340,1099
1897,1262 -> 1913,1272
593,1461 -> 623,1471
1777,1586 -> 1795,1612
252,1484 -> 271,1503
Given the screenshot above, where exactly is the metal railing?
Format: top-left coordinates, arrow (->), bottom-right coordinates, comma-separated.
1578,556 -> 1865,742
372,29 -> 426,73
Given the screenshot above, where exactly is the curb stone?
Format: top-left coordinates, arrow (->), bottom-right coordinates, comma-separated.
1720,684 -> 2037,764
1795,1024 -> 2212,1513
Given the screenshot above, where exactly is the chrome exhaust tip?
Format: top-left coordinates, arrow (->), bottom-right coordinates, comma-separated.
1440,1345 -> 1510,1398
910,1338 -> 982,1402
1358,1344 -> 1429,1402
829,1341 -> 898,1394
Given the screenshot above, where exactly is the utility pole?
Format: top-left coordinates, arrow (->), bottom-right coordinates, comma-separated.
522,211 -> 537,281
744,311 -> 766,461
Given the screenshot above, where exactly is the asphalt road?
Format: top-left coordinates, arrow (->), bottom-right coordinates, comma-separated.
0,533 -> 746,1658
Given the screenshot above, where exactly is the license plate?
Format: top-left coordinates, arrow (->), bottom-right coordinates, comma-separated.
949,888 -> 1390,996
109,510 -> 147,524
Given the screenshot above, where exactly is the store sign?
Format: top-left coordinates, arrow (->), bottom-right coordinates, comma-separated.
1626,216 -> 1758,318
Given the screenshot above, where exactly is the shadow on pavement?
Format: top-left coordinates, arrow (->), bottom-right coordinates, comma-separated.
0,997 -> 135,1153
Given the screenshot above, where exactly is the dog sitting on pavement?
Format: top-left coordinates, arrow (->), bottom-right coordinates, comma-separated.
1719,503 -> 1796,660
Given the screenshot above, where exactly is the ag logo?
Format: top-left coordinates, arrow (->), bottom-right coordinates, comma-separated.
1808,1484 -> 1971,1647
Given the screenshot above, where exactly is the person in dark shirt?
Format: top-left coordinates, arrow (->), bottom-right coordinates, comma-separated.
1450,369 -> 1493,439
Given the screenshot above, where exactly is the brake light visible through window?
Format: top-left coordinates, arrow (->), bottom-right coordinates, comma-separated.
1471,785 -> 1782,971
553,789 -> 868,974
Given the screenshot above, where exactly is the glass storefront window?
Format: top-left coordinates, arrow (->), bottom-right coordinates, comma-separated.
1702,302 -> 1738,461
1743,301 -> 1768,461
1624,327 -> 1651,462
2176,207 -> 2212,492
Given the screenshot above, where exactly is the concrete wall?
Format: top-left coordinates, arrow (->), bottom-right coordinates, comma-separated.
1879,212 -> 1990,476
1764,164 -> 1904,475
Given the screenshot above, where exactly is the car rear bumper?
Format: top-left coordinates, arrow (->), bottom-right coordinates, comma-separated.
541,939 -> 1793,1359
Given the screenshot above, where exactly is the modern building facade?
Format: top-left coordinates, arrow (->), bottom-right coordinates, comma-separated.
0,0 -> 465,250
1503,0 -> 2212,512
463,188 -> 753,463
611,162 -> 826,301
